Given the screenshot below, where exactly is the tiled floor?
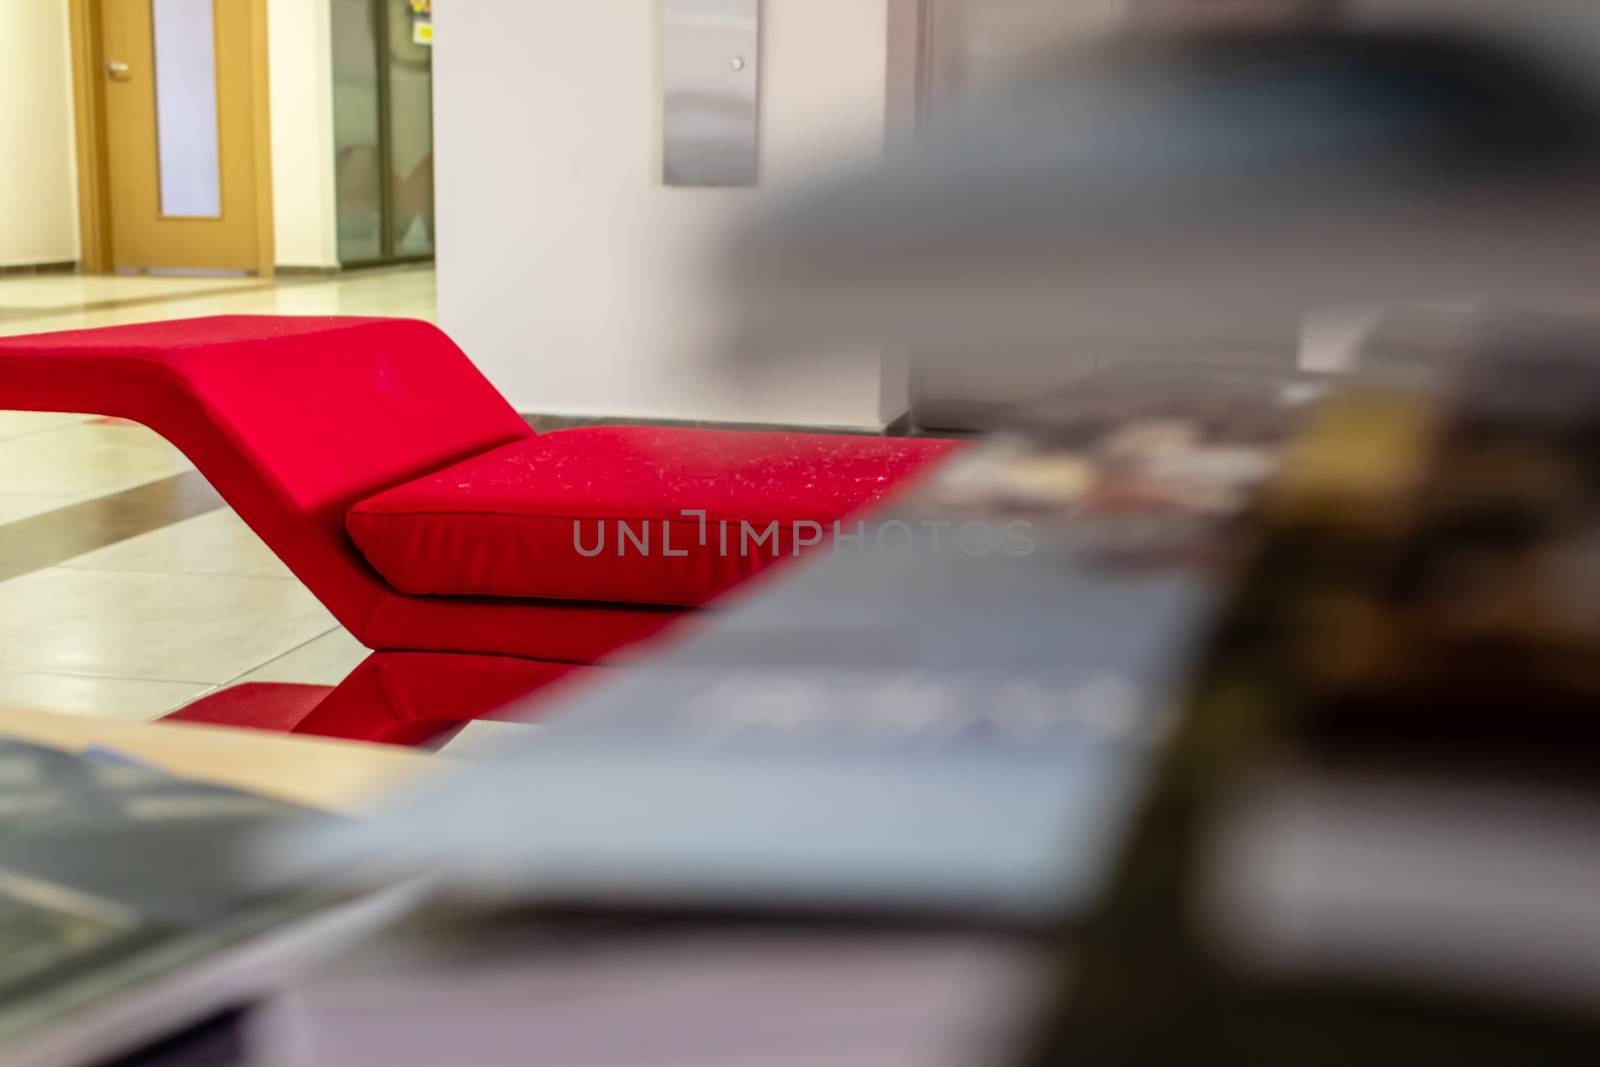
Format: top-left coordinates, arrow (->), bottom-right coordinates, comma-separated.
0,268 -> 438,727
0,265 -> 438,338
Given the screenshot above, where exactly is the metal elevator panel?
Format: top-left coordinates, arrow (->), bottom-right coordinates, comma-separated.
662,0 -> 760,187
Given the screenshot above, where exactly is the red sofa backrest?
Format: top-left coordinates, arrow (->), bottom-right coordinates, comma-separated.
0,316 -> 533,638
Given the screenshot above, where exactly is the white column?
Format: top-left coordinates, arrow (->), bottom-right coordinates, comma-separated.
434,0 -> 915,428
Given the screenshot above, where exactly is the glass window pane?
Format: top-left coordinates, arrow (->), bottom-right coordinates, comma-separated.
387,0 -> 434,256
333,0 -> 384,262
151,0 -> 221,218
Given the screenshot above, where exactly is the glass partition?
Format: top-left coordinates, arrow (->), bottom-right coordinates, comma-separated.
331,0 -> 434,265
151,0 -> 222,218
387,0 -> 434,256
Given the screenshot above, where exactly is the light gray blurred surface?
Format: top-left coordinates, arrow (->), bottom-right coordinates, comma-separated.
256,928 -> 1032,1067
724,5 -> 1600,429
267,489 -> 1219,922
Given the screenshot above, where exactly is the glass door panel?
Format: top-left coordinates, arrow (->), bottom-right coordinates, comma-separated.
331,0 -> 434,265
332,0 -> 384,262
387,0 -> 434,256
151,0 -> 222,218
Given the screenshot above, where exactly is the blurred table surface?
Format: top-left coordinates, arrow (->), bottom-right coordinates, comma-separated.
0,706 -> 436,814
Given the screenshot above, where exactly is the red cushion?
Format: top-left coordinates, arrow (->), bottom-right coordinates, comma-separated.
292,652 -> 604,746
0,317 -> 689,663
348,426 -> 961,607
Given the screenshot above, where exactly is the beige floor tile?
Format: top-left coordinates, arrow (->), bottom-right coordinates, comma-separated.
235,627 -> 369,686
0,494 -> 68,525
0,411 -> 93,440
0,672 -> 209,722
62,508 -> 292,578
435,719 -> 540,759
0,274 -> 259,311
0,422 -> 192,498
0,311 -> 103,338
0,567 -> 335,684
0,267 -> 437,339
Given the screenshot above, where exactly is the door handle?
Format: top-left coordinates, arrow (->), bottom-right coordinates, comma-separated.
106,61 -> 131,81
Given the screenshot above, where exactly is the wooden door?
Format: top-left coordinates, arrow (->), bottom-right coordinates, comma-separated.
99,0 -> 265,273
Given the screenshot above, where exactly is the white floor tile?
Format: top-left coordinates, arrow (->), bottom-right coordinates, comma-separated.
435,719 -> 540,759
0,494 -> 68,525
236,628 -> 369,686
0,274 -> 258,311
0,672 -> 209,722
0,267 -> 436,339
0,411 -> 93,441
0,422 -> 192,498
63,508 -> 291,578
0,568 -> 335,684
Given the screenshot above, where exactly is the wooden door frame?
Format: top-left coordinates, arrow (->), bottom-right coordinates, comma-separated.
67,0 -> 276,277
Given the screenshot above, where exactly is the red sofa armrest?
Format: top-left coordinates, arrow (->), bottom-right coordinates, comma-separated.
0,316 -> 534,636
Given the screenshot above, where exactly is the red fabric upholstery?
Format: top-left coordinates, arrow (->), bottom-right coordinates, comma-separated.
0,317 -> 688,662
161,656 -> 597,747
292,651 -> 602,746
165,682 -> 335,733
363,594 -> 682,663
347,427 -> 962,606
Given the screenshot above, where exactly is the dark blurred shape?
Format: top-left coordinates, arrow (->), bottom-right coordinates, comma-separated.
717,24 -> 1600,367
1124,0 -> 1345,30
0,740 -> 401,1067
1022,311 -> 1600,1065
1280,312 -> 1600,747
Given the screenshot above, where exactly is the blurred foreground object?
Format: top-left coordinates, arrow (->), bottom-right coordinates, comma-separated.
0,736 -> 411,1067
1026,311 -> 1600,1065
717,23 -> 1600,370
254,917 -> 1027,1067
249,314 -> 1600,1063
249,365 -> 1318,1066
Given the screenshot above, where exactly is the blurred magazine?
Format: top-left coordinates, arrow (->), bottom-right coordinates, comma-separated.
0,740 -> 411,1067
1024,321 -> 1600,1064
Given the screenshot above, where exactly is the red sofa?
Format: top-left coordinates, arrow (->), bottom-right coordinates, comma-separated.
0,316 -> 958,743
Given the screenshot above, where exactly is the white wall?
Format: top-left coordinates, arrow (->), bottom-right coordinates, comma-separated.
268,0 -> 339,269
0,0 -> 79,268
434,0 -> 913,428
